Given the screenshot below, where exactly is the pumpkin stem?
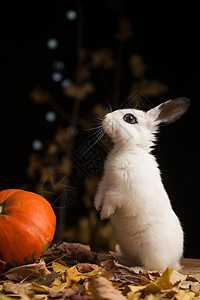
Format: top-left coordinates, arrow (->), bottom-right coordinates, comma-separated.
0,205 -> 3,214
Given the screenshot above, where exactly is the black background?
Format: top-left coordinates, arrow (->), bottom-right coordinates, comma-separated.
3,1 -> 200,258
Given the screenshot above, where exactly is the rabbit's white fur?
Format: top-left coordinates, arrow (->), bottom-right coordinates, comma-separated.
94,98 -> 190,271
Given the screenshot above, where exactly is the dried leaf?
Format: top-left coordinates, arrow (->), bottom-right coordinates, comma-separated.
190,282 -> 200,293
89,276 -> 126,300
143,282 -> 161,294
76,263 -> 98,273
146,270 -> 162,282
109,244 -> 123,261
0,294 -> 33,300
100,259 -> 115,272
52,261 -> 69,274
51,282 -> 70,293
4,260 -> 50,281
127,282 -> 161,296
186,274 -> 200,282
124,284 -> 145,294
175,290 -> 196,300
30,282 -> 50,293
101,260 -> 144,284
34,271 -> 59,286
2,282 -> 31,294
180,280 -> 194,290
48,288 -> 79,299
143,295 -> 165,300
70,296 -> 93,300
0,260 -> 6,276
56,242 -> 97,264
65,264 -> 103,287
171,270 -> 187,286
157,267 -> 173,290
31,281 -> 69,293
127,291 -> 141,300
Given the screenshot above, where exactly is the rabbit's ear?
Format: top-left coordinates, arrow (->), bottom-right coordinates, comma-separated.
147,97 -> 190,125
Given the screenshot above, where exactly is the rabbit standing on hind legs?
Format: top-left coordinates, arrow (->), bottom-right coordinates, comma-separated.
94,97 -> 190,271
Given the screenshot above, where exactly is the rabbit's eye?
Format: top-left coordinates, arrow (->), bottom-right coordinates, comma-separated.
123,114 -> 137,124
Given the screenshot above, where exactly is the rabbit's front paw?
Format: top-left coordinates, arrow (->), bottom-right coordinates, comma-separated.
100,203 -> 116,220
94,195 -> 103,211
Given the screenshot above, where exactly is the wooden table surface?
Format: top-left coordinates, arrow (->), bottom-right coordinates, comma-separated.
180,258 -> 200,274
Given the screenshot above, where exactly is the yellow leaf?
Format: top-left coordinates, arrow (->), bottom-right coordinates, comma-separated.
82,280 -> 93,295
143,282 -> 161,294
157,267 -> 173,290
31,281 -> 69,294
71,282 -> 83,290
125,285 -> 144,294
65,265 -> 103,287
140,276 -> 152,284
52,261 -> 69,274
30,282 -> 50,293
51,277 -> 63,287
127,291 -> 141,300
1,295 -> 30,300
65,265 -> 85,284
146,294 -> 165,300
51,282 -> 69,292
164,287 -> 179,298
175,290 -> 195,300
125,282 -> 161,297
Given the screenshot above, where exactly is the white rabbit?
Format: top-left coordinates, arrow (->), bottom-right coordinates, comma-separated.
94,98 -> 190,271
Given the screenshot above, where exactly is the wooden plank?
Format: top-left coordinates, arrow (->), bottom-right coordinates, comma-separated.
180,258 -> 200,274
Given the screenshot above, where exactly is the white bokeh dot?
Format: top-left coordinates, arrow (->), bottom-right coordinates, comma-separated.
32,139 -> 43,151
52,71 -> 63,82
65,10 -> 77,21
47,38 -> 58,49
45,111 -> 57,122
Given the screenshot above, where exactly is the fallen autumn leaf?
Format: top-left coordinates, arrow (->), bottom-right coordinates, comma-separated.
89,276 -> 126,300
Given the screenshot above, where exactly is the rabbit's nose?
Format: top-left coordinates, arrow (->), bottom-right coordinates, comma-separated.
105,116 -> 113,126
103,114 -> 113,130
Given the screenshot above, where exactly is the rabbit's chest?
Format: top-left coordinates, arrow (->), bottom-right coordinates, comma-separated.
105,158 -> 134,184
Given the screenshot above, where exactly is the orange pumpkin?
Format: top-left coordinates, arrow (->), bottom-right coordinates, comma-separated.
0,189 -> 56,267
